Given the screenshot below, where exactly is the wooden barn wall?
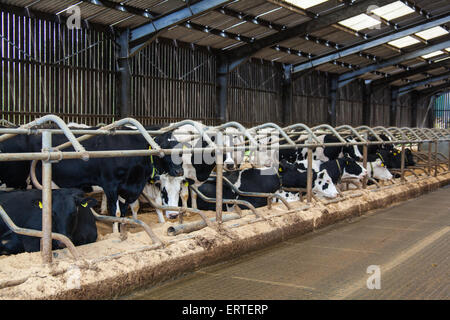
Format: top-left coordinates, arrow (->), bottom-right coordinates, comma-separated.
337,80 -> 363,127
370,86 -> 390,126
290,71 -> 329,126
397,93 -> 412,127
129,42 -> 217,126
227,61 -> 282,127
0,10 -> 116,126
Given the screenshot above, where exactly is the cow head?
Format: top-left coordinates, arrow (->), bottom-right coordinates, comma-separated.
154,132 -> 184,177
223,128 -> 245,170
340,157 -> 367,180
153,174 -> 186,219
313,169 -> 338,198
343,137 -> 363,161
368,159 -> 393,180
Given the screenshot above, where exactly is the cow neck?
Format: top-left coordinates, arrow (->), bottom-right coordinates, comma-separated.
376,152 -> 385,164
335,159 -> 342,177
148,145 -> 157,179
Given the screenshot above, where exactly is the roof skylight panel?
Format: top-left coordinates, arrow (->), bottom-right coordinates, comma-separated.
338,13 -> 381,31
421,50 -> 445,59
283,0 -> 329,10
369,1 -> 415,21
415,27 -> 449,40
388,36 -> 421,48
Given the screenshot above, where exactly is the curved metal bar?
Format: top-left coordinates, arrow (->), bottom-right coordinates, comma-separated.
399,127 -> 422,142
311,124 -> 347,143
159,120 -> 217,148
387,127 -> 407,141
372,126 -> 397,141
0,115 -> 89,160
335,125 -> 367,142
249,122 -> 296,146
0,119 -> 17,127
214,121 -> 259,147
90,208 -> 164,246
0,205 -> 80,260
220,176 -> 292,211
283,123 -> 321,143
354,126 -> 384,142
422,128 -> 441,140
190,185 -> 261,218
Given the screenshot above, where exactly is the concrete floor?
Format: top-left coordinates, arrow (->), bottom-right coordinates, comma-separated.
123,185 -> 450,300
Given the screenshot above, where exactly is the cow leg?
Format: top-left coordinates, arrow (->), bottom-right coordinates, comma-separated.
100,193 -> 108,215
190,188 -> 198,209
130,199 -> 139,220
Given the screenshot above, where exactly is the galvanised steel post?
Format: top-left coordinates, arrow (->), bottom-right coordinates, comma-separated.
362,132 -> 368,189
41,130 -> 53,264
215,131 -> 224,224
401,144 -> 405,183
428,142 -> 432,176
307,134 -> 313,203
434,140 -> 438,177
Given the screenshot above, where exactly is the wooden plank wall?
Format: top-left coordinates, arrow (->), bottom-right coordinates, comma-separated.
0,10 -> 116,126
129,41 -> 217,126
227,60 -> 282,127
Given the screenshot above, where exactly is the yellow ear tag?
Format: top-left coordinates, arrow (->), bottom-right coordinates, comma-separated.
150,179 -> 155,184
81,202 -> 88,208
394,153 -> 397,156
38,201 -> 43,209
183,145 -> 188,150
381,163 -> 384,167
184,181 -> 189,187
279,167 -> 283,172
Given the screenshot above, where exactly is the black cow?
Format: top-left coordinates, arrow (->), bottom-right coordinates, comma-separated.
0,188 -> 97,255
31,126 -> 183,218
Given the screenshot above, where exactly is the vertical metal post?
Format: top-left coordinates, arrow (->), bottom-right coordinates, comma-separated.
215,132 -> 224,224
434,140 -> 438,177
328,76 -> 338,127
118,29 -> 131,119
41,131 -> 53,264
362,82 -> 371,126
217,56 -> 229,124
428,142 -> 432,176
411,91 -> 418,127
306,135 -> 313,203
390,88 -> 399,127
281,65 -> 292,126
362,144 -> 368,188
400,144 -> 405,183
448,141 -> 450,172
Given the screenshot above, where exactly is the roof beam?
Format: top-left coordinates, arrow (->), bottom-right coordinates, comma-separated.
79,0 -> 158,19
417,82 -> 450,96
371,59 -> 450,88
397,71 -> 450,95
293,13 -> 450,73
338,37 -> 450,85
130,0 -> 232,48
226,0 -> 394,60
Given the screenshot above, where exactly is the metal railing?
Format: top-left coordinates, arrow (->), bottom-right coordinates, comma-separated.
0,115 -> 449,263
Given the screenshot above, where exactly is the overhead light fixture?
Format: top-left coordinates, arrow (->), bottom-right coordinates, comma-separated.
283,0 -> 329,10
369,1 -> 415,21
415,26 -> 449,40
338,14 -> 380,31
421,50 -> 445,59
388,36 -> 421,48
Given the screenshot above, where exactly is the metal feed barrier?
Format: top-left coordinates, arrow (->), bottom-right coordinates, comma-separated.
0,115 -> 449,264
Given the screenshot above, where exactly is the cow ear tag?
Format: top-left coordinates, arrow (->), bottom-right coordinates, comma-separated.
184,181 -> 189,187
183,145 -> 188,149
394,153 -> 397,156
38,201 -> 43,209
381,163 -> 384,167
279,167 -> 283,172
81,202 -> 88,208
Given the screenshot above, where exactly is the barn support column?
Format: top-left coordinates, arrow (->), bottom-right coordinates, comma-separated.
117,29 -> 131,119
216,57 -> 229,124
427,95 -> 436,128
362,81 -> 372,126
411,91 -> 418,127
328,75 -> 338,127
281,65 -> 293,126
390,87 -> 399,127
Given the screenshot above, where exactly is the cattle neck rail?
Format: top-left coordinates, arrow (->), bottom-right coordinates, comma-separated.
0,115 -> 449,264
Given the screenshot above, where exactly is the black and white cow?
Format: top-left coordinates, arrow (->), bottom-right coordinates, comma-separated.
318,156 -> 367,184
0,188 -> 97,255
280,134 -> 363,163
361,158 -> 393,181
